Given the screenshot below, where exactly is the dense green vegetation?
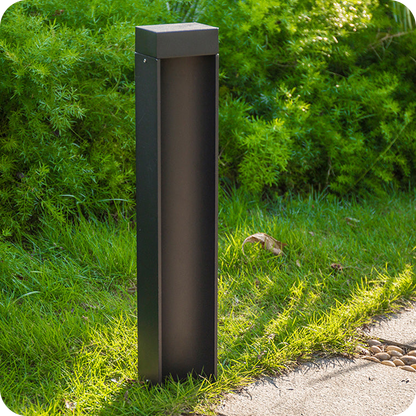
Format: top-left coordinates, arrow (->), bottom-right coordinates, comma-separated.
212,0 -> 416,195
0,0 -> 416,236
0,190 -> 415,415
1,1 -> 416,414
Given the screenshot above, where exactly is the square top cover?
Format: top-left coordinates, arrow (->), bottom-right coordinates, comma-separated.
136,22 -> 218,59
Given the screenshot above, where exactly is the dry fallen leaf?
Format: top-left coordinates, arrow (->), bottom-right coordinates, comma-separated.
65,400 -> 77,411
330,263 -> 343,271
242,233 -> 287,256
346,217 -> 360,227
127,286 -> 137,294
257,350 -> 267,360
346,217 -> 360,223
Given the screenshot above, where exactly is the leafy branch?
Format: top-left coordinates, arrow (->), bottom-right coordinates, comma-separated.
368,31 -> 413,50
345,122 -> 409,195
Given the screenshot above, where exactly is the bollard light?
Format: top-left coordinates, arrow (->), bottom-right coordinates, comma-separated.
135,23 -> 219,384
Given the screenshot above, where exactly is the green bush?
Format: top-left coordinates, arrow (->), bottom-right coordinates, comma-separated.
1,0 -> 416,236
0,0 -> 182,236
203,0 -> 416,196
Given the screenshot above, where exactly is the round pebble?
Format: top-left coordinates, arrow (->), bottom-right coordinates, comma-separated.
367,339 -> 382,347
401,355 -> 416,365
370,346 -> 382,354
400,365 -> 416,373
388,350 -> 403,357
374,352 -> 391,361
386,345 -> 404,354
363,356 -> 380,363
381,360 -> 396,367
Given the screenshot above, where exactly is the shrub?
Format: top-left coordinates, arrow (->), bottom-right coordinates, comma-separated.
0,0 -> 180,236
1,0 -> 416,237
201,0 -> 416,195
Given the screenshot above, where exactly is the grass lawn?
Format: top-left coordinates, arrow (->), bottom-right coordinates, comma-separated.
1,189 -> 415,415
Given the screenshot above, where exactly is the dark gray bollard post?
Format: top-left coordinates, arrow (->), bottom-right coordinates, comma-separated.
135,23 -> 218,384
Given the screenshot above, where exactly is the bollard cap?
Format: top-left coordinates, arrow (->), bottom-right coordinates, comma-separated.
136,22 -> 218,59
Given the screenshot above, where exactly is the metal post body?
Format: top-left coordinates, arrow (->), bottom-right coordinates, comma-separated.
135,23 -> 219,384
